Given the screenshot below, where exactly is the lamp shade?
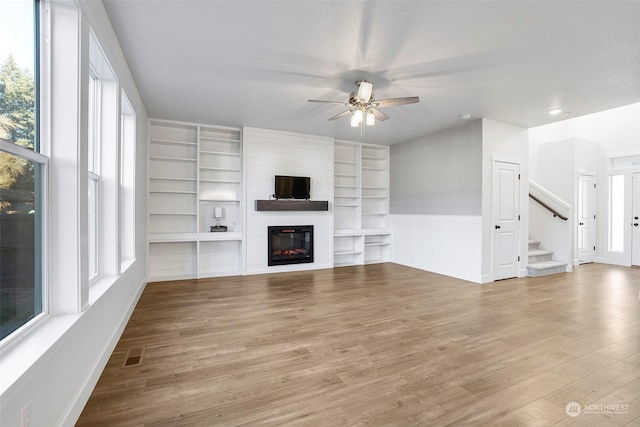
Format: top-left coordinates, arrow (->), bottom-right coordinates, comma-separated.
214,206 -> 223,219
366,111 -> 375,126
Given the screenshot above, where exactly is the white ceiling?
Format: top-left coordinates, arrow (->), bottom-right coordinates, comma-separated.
103,0 -> 640,146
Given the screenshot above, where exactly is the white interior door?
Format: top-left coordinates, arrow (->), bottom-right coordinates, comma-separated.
632,173 -> 640,266
577,173 -> 597,264
492,161 -> 520,281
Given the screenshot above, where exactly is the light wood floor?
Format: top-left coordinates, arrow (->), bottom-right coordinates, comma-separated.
77,263 -> 640,426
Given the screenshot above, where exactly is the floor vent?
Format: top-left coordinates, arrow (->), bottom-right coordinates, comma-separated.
123,348 -> 145,367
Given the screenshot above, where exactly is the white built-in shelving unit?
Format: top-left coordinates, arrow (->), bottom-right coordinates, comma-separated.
148,119 -> 243,281
333,141 -> 391,266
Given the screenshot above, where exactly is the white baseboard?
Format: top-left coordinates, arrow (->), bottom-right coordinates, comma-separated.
480,274 -> 493,284
62,278 -> 147,426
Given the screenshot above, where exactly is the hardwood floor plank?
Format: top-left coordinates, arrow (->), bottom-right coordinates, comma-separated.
76,263 -> 640,426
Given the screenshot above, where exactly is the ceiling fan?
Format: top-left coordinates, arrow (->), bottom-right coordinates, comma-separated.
308,80 -> 419,129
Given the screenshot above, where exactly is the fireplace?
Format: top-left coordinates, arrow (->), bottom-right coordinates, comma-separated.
268,225 -> 314,266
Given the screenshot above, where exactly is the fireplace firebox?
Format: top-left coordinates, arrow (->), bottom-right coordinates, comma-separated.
268,225 -> 314,266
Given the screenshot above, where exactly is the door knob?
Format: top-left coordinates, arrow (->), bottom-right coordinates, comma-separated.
634,223 -> 639,227
579,222 -> 584,225
495,225 -> 501,229
635,216 -> 639,220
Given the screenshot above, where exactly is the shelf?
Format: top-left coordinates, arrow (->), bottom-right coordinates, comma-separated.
148,233 -> 199,242
150,156 -> 196,162
334,250 -> 363,256
200,179 -> 241,184
334,141 -> 389,265
149,119 -> 244,282
335,160 -> 357,165
200,150 -> 241,157
150,138 -> 196,146
199,136 -> 240,143
198,231 -> 242,241
199,166 -> 240,172
151,190 -> 197,194
149,212 -> 197,216
255,200 -> 329,211
149,177 -> 197,182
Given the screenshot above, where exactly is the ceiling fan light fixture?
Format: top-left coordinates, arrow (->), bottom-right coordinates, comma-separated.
357,80 -> 373,102
353,109 -> 363,123
308,80 -> 419,129
366,110 -> 375,126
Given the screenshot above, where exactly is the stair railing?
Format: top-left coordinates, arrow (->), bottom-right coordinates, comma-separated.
529,193 -> 568,220
529,180 -> 572,221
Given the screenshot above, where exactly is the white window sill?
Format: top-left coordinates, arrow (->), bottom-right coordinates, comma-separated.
1,271 -> 126,402
0,313 -> 79,400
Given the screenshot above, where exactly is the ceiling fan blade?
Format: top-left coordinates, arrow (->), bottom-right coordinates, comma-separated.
328,109 -> 354,121
370,108 -> 390,121
356,81 -> 373,102
308,99 -> 350,106
373,96 -> 419,108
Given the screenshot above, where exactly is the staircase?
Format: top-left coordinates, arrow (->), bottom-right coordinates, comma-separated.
526,240 -> 567,277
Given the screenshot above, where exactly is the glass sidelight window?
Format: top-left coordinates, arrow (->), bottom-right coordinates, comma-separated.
609,174 -> 624,253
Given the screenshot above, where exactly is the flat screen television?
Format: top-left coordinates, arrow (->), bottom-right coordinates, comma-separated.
274,175 -> 310,200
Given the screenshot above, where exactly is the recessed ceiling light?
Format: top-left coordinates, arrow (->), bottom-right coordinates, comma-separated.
460,114 -> 472,120
549,108 -> 563,115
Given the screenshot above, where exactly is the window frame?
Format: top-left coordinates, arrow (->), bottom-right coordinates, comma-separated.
0,138 -> 48,347
87,70 -> 101,283
119,90 -> 136,270
0,0 -> 47,347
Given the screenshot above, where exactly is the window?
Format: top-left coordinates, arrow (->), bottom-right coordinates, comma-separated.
0,0 -> 44,341
609,174 -> 625,252
119,91 -> 136,269
88,72 -> 100,280
88,32 -> 118,283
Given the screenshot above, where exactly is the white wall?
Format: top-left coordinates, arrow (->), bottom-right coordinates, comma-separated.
389,121 -> 483,283
243,127 -> 334,274
389,118 -> 528,284
391,215 -> 482,283
529,103 -> 640,158
481,119 -> 529,281
390,120 -> 482,215
530,102 -> 640,266
0,1 -> 148,426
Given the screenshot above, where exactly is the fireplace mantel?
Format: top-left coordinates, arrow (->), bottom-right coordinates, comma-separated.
255,200 -> 329,211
